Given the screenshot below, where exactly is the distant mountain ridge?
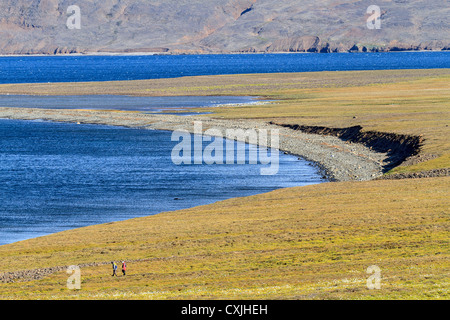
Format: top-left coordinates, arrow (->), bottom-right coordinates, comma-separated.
0,0 -> 448,55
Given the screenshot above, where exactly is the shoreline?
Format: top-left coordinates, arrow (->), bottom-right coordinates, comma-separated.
0,49 -> 448,57
0,107 -> 388,182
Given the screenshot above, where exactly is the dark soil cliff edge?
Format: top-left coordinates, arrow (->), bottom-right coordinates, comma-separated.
271,122 -> 449,179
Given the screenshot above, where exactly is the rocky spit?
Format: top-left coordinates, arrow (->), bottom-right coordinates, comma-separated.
0,107 -> 388,182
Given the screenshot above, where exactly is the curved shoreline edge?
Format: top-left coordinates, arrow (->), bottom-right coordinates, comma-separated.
0,107 -> 392,182
1,104 -> 447,181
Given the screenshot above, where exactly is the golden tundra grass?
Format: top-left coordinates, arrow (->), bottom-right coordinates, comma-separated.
0,177 -> 448,300
0,69 -> 448,299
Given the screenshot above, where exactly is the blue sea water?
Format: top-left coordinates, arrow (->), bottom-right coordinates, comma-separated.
0,119 -> 324,245
0,52 -> 448,84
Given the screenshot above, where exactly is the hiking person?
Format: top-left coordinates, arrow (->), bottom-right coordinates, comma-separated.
122,261 -> 127,276
111,261 -> 118,276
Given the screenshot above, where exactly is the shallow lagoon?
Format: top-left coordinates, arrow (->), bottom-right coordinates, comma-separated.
0,95 -> 260,113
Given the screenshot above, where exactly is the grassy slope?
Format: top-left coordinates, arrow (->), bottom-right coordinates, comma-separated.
0,69 -> 448,299
0,178 -> 448,299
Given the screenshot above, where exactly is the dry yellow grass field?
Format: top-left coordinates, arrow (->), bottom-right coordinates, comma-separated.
0,69 -> 448,299
0,178 -> 448,299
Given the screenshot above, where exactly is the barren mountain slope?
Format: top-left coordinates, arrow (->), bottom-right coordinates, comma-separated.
0,0 -> 448,54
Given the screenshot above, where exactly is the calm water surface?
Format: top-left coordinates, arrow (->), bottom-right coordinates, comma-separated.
0,52 -> 448,84
0,119 -> 324,245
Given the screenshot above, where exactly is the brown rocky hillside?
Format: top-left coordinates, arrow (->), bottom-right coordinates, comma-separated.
0,0 -> 448,54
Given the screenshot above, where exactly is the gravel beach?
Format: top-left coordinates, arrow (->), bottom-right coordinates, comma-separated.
0,107 -> 388,182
